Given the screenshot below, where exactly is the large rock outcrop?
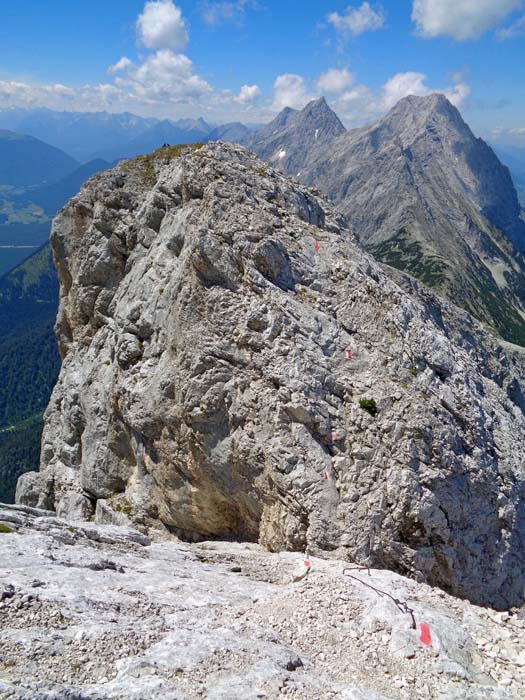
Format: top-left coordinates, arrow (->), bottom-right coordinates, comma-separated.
16,142 -> 525,609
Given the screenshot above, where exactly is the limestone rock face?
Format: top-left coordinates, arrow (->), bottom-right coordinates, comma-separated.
16,141 -> 525,609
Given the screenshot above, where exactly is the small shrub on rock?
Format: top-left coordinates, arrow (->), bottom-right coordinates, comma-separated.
359,398 -> 378,417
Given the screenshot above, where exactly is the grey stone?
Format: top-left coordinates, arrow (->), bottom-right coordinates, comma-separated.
15,141 -> 525,611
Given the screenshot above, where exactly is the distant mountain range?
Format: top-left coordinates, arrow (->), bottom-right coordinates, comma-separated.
0,108 -> 256,164
0,108 -> 158,162
0,129 -> 78,187
92,117 -> 214,162
246,94 -> 525,346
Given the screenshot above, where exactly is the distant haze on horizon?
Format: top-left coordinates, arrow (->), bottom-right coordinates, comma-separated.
0,1 -> 524,146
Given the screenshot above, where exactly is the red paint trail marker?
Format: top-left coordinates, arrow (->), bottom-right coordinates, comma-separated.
304,560 -> 311,567
323,471 -> 329,481
419,623 -> 432,646
314,240 -> 320,253
346,350 -> 353,360
332,431 -> 339,441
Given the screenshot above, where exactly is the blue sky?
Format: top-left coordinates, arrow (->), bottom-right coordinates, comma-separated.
0,1 -> 524,143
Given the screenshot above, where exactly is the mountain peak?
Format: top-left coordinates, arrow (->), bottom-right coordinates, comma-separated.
397,92 -> 452,109
387,92 -> 461,125
302,96 -> 337,117
379,91 -> 468,146
298,96 -> 346,134
247,96 -> 345,174
306,96 -> 329,108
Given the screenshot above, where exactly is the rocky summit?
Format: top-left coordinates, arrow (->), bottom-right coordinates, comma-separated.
16,141 -> 525,611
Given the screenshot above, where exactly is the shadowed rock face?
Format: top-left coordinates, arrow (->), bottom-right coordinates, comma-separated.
16,141 -> 525,609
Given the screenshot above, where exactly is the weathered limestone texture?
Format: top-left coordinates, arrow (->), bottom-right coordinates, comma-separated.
16,142 -> 525,609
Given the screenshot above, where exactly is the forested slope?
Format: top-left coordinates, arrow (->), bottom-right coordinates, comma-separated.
0,244 -> 59,502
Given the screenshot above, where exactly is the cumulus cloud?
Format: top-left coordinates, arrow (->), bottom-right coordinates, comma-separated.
412,0 -> 521,40
492,126 -> 525,136
327,71 -> 470,125
0,0 -> 476,126
317,68 -> 354,94
0,80 -> 123,112
332,85 -> 375,121
381,71 -> 470,110
108,57 -> 133,74
234,84 -> 261,104
271,74 -> 313,111
490,125 -> 525,147
114,50 -> 211,103
0,2 -> 221,119
137,0 -> 188,51
327,2 -> 385,38
200,0 -> 257,25
381,71 -> 431,109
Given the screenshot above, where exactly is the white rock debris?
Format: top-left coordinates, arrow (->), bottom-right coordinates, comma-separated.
1,503 -> 524,700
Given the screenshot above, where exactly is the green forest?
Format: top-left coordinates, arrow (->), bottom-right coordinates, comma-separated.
0,244 -> 59,502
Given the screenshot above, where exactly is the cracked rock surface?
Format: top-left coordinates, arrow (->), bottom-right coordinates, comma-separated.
15,141 -> 525,609
1,504 -> 525,700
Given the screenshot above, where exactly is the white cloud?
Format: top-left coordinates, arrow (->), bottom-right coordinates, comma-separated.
0,0 -> 473,127
114,50 -> 211,103
381,71 -> 470,110
317,68 -> 354,94
327,2 -> 385,37
200,0 -> 257,25
327,71 -> 470,125
108,57 -> 133,74
412,0 -> 521,40
0,80 -> 123,112
0,1 -> 210,117
490,125 -> 525,147
381,71 -> 431,109
492,126 -> 525,136
271,74 -> 313,111
332,85 -> 375,121
137,0 -> 188,51
234,84 -> 261,104
497,14 -> 525,39
0,65 -> 472,127
445,80 -> 471,108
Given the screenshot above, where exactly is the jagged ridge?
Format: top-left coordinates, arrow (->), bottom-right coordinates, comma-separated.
250,94 -> 525,346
